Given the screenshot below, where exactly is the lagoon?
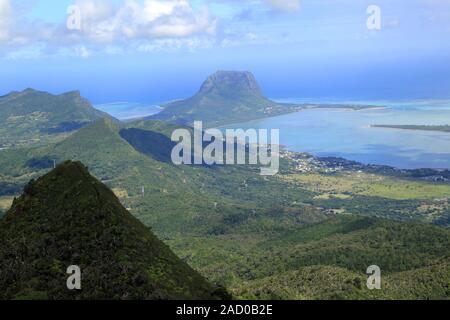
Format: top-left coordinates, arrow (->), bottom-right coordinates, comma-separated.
227,100 -> 450,169
95,102 -> 161,121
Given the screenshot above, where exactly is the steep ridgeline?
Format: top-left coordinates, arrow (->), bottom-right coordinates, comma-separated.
0,161 -> 227,300
0,118 -> 321,235
0,88 -> 113,148
149,71 -> 300,127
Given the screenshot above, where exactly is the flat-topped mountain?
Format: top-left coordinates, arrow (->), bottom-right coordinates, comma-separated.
0,88 -> 113,148
149,71 -> 301,127
198,71 -> 263,96
0,161 -> 226,300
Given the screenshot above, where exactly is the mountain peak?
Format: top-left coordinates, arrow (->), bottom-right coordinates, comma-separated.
0,161 -> 226,300
0,88 -> 115,148
4,88 -> 42,98
149,70 -> 290,126
198,70 -> 262,96
3,89 -> 80,101
23,88 -> 39,94
60,90 -> 82,98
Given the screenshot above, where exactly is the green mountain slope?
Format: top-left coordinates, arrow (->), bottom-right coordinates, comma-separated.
2,119 -> 450,300
256,215 -> 450,275
149,71 -> 301,127
0,161 -> 226,300
1,118 -> 449,234
25,119 -> 221,234
198,215 -> 450,300
0,88 -> 113,148
119,128 -> 176,163
233,260 -> 450,300
3,119 -> 317,236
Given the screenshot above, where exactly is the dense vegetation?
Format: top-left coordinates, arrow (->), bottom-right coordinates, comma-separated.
172,215 -> 450,300
232,260 -> 450,300
0,161 -> 226,300
119,128 -> 176,163
0,88 -> 113,148
1,116 -> 450,300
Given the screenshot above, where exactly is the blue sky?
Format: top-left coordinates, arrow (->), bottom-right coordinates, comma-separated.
1,0 -> 450,103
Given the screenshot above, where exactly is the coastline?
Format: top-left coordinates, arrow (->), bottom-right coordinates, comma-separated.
281,147 -> 450,183
214,103 -> 386,128
371,124 -> 450,133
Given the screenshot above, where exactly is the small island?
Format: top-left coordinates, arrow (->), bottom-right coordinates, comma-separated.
371,124 -> 450,133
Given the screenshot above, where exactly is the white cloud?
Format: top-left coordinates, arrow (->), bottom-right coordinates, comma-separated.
71,0 -> 217,42
0,0 -> 13,42
265,0 -> 300,13
75,45 -> 91,58
221,31 -> 260,48
0,0 -> 218,57
143,0 -> 188,21
0,0 -> 55,47
135,37 -> 213,53
76,0 -> 114,21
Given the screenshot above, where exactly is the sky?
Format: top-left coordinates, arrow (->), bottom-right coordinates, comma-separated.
0,0 -> 450,103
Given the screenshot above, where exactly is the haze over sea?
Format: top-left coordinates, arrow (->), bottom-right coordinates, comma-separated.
95,102 -> 161,121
